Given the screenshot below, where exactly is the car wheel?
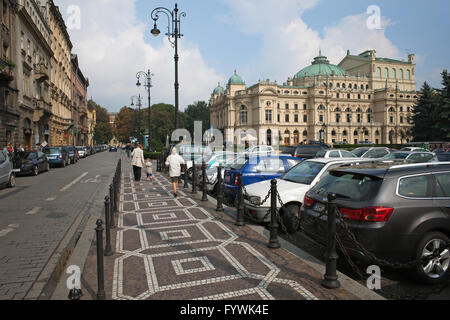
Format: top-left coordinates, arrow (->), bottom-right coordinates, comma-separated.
414,231 -> 450,284
7,174 -> 15,188
187,168 -> 193,180
33,166 -> 39,176
281,204 -> 301,234
62,160 -> 66,168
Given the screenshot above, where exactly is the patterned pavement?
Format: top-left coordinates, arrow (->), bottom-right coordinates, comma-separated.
79,162 -> 360,300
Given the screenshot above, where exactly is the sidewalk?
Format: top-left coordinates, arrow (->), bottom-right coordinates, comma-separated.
78,160 -> 382,300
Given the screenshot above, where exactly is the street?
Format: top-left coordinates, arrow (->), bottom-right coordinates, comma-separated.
0,151 -> 120,300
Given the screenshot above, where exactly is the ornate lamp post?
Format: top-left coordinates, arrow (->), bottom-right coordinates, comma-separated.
150,3 -> 186,130
136,70 -> 154,152
131,94 -> 143,143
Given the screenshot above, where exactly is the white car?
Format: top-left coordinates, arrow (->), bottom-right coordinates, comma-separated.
244,145 -> 275,154
243,157 -> 371,233
400,147 -> 429,152
315,149 -> 358,158
76,146 -> 86,158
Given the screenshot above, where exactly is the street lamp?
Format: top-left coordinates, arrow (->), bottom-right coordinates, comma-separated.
150,3 -> 186,130
131,94 -> 143,143
136,70 -> 154,152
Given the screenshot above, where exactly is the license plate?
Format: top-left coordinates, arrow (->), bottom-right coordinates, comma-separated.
314,202 -> 326,213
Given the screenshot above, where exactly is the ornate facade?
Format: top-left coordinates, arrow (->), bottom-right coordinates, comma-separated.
210,50 -> 418,146
71,54 -> 89,146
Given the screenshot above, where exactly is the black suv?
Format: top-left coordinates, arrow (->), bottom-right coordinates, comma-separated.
294,144 -> 330,159
300,162 -> 450,284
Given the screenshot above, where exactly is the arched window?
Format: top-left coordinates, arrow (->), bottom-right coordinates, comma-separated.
303,130 -> 308,137
331,130 -> 336,136
336,83 -> 340,88
354,130 -> 359,136
334,107 -> 341,112
375,130 -> 380,136
349,84 -> 352,89
399,69 -> 404,79
406,69 -> 411,80
284,130 -> 290,145
389,107 -> 395,113
392,68 -> 396,79
318,104 -> 325,110
343,130 -> 348,137
342,83 -> 346,89
376,67 -> 381,78
356,108 -> 362,113
293,130 -> 299,145
384,68 -> 389,78
361,84 -> 364,90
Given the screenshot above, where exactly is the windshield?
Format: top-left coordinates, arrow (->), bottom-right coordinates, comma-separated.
352,148 -> 369,157
381,153 -> 409,160
280,161 -> 325,185
13,152 -> 36,160
230,157 -> 248,170
44,148 -> 61,154
311,171 -> 383,201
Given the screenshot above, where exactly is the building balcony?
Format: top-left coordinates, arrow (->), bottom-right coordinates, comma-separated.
34,63 -> 50,82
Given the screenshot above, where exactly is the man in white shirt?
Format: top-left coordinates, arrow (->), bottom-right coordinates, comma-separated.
131,144 -> 145,181
165,147 -> 185,197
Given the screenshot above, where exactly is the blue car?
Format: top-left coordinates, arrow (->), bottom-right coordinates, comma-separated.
223,154 -> 303,203
43,147 -> 70,168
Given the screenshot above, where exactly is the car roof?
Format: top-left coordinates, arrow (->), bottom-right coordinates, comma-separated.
331,161 -> 450,179
305,157 -> 365,164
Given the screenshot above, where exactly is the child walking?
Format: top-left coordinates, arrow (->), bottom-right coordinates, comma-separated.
145,158 -> 153,182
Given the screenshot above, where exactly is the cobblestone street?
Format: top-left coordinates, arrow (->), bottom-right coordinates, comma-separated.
78,161 -> 380,301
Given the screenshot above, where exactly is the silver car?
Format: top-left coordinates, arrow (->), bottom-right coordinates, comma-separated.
0,150 -> 15,188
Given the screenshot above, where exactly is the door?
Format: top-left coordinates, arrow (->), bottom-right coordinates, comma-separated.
433,171 -> 450,215
0,152 -> 8,184
37,152 -> 46,171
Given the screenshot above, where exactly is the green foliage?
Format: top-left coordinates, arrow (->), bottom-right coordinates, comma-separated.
412,82 -> 441,142
90,99 -> 113,144
184,101 -> 210,138
437,70 -> 450,140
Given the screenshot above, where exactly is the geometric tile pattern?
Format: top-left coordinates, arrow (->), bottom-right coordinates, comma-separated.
113,172 -> 319,301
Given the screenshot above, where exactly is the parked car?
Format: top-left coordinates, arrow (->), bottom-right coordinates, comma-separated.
351,147 -> 391,159
430,153 -> 450,162
12,151 -> 50,176
401,147 -> 429,152
294,144 -> 330,159
44,147 -> 70,167
243,158 -> 369,232
76,146 -> 87,158
300,162 -> 450,284
0,150 -> 15,188
244,145 -> 275,154
223,154 -> 302,204
109,145 -> 118,152
205,155 -> 245,194
315,149 -> 358,159
380,151 -> 435,163
281,146 -> 297,156
63,146 -> 79,164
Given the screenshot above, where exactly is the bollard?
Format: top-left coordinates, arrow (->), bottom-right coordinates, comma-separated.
110,184 -> 116,229
321,193 -> 341,289
183,163 -> 188,189
95,220 -> 106,300
192,164 -> 197,194
216,166 -> 224,212
104,196 -> 113,256
202,161 -> 208,201
268,179 -> 281,249
235,173 -> 245,226
68,288 -> 83,300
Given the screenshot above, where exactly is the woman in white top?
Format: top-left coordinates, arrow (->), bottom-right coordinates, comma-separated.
131,144 -> 145,181
165,147 -> 185,197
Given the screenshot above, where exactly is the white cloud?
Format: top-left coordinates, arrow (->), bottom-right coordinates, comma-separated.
56,0 -> 224,112
222,0 -> 405,84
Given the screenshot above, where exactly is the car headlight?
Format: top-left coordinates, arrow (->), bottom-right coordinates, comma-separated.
249,196 -> 261,206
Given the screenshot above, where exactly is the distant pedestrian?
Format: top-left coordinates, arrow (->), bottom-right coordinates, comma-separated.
145,158 -> 153,182
165,147 -> 185,197
125,143 -> 131,158
131,144 -> 145,182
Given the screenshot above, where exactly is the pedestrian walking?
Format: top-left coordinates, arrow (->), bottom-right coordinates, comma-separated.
165,147 -> 185,197
131,144 -> 145,182
145,158 -> 153,182
125,143 -> 131,158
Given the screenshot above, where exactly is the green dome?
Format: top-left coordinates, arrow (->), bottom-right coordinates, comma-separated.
228,70 -> 245,85
213,82 -> 224,95
294,54 -> 347,79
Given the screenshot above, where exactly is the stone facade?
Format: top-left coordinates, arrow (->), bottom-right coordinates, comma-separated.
71,54 -> 89,146
210,50 -> 418,146
0,0 -> 20,150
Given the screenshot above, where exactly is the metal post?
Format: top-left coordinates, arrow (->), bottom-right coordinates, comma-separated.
68,288 -> 83,300
183,162 -> 188,189
235,173 -> 245,226
110,184 -> 116,229
202,161 -> 208,201
192,163 -> 197,194
104,196 -> 113,256
216,166 -> 224,212
268,179 -> 281,249
321,193 -> 341,289
95,220 -> 106,300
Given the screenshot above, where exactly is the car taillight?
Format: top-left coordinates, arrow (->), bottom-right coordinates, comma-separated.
303,196 -> 315,208
340,207 -> 394,222
234,176 -> 239,186
58,155 -> 62,159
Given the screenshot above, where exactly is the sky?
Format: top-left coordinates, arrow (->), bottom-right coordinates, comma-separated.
56,0 -> 450,113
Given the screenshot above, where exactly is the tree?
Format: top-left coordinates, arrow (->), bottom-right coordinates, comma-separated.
412,82 -> 441,142
114,106 -> 134,143
436,70 -> 450,140
184,101 -> 210,139
89,99 -> 113,144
